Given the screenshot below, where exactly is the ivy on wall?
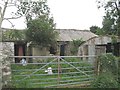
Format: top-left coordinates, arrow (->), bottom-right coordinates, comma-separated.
70,38 -> 85,55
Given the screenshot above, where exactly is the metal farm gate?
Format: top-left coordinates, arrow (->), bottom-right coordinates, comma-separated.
8,55 -> 96,88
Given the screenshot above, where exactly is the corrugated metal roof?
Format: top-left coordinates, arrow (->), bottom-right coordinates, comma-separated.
2,28 -> 98,42
56,29 -> 98,41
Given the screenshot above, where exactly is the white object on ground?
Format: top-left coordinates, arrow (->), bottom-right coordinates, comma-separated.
21,58 -> 27,66
45,67 -> 53,75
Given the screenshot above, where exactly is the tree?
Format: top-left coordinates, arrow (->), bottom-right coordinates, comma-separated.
90,26 -> 99,34
16,1 -> 57,47
102,12 -> 117,35
26,15 -> 57,47
17,1 -> 50,22
96,0 -> 120,36
89,25 -> 104,35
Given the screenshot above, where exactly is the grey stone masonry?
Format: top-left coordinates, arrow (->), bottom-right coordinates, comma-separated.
0,42 -> 14,89
0,42 -> 2,90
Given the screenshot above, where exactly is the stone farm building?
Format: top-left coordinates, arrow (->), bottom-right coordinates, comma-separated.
2,28 -> 120,62
78,36 -> 120,57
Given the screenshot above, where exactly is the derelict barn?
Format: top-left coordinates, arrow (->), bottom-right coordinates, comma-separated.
30,29 -> 98,56
55,29 -> 97,56
78,36 -> 120,57
2,28 -> 97,57
2,28 -> 120,63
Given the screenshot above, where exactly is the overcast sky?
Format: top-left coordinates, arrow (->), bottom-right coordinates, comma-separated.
1,0 -> 105,30
47,0 -> 105,30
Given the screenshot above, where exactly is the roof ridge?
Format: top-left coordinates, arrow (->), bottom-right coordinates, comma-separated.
55,29 -> 90,32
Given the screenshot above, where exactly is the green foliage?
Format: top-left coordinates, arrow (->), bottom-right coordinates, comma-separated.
72,39 -> 85,47
90,26 -> 103,35
70,39 -> 85,55
96,0 -> 120,36
111,34 -> 117,44
91,53 -> 119,88
96,28 -> 105,35
17,0 -> 50,22
90,26 -> 98,34
16,0 -> 57,47
98,53 -> 118,75
26,15 -> 57,47
2,30 -> 26,41
117,57 -> 120,86
91,72 -> 118,88
102,12 -> 117,35
117,17 -> 120,36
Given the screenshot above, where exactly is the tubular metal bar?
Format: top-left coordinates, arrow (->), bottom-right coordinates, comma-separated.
13,70 -> 94,77
30,81 -> 58,85
12,66 -> 94,72
30,77 -> 94,85
11,74 -> 95,82
9,55 -> 96,58
59,78 -> 94,83
11,61 -> 90,64
60,74 -> 95,80
59,80 -> 92,87
44,80 -> 92,88
28,77 -> 58,81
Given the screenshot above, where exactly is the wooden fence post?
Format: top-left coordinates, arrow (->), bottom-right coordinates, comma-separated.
94,56 -> 99,75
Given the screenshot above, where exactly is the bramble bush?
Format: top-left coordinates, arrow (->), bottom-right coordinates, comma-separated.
91,72 -> 118,88
91,53 -> 119,88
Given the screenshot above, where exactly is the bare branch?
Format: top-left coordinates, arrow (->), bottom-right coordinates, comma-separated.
7,2 -> 20,7
4,15 -> 22,20
2,1 -> 8,19
4,18 -> 15,28
7,4 -> 17,7
0,6 -> 2,17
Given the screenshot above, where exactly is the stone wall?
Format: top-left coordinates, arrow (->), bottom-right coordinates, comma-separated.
32,46 -> 50,56
1,42 -> 14,88
0,42 -> 2,89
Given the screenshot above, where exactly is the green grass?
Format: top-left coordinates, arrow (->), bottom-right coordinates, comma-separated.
10,58 -> 95,88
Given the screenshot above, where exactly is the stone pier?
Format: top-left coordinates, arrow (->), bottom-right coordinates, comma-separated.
0,42 -> 2,90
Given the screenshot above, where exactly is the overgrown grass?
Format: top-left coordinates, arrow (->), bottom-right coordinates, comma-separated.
10,58 -> 95,88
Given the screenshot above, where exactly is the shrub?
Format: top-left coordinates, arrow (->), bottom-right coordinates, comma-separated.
92,53 -> 119,88
70,39 -> 85,55
91,72 -> 118,88
97,53 -> 118,75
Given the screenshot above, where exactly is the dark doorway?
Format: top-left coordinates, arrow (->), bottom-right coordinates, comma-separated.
113,43 -> 120,56
49,46 -> 56,55
60,44 -> 65,56
14,43 -> 26,63
106,42 -> 120,56
106,43 -> 112,53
